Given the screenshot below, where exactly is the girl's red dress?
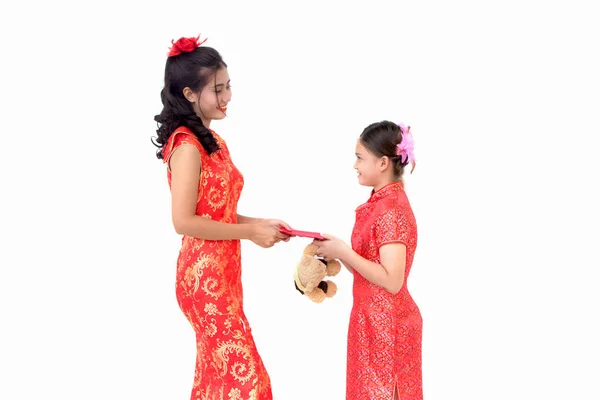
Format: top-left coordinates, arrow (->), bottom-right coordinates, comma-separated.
348,181 -> 423,399
163,127 -> 272,400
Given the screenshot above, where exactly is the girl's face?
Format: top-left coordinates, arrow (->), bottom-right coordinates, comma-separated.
354,139 -> 382,187
189,67 -> 232,126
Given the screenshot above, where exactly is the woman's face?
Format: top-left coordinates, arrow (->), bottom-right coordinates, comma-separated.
190,67 -> 232,125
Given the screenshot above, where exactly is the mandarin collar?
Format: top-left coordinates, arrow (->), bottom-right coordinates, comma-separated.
368,181 -> 404,203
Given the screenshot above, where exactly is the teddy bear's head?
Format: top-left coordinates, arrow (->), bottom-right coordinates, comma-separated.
293,243 -> 341,303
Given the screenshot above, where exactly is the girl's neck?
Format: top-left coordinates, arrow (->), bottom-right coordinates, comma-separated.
373,178 -> 401,192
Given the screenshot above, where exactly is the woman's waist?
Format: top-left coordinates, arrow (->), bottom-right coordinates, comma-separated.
194,205 -> 238,224
176,245 -> 241,275
176,264 -> 243,293
180,235 -> 241,247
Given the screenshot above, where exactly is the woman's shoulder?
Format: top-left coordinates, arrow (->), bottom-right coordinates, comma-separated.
171,126 -> 200,142
162,126 -> 203,162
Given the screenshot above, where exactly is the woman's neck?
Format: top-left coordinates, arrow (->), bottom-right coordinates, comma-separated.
200,115 -> 211,129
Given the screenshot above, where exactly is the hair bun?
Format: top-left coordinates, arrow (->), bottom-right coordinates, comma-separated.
168,35 -> 207,57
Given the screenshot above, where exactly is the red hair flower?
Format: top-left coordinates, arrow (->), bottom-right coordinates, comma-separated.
167,34 -> 208,57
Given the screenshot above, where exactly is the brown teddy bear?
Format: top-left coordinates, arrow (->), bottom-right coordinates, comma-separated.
293,243 -> 342,303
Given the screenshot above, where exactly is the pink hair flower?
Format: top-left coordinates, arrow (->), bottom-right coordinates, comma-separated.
396,123 -> 416,173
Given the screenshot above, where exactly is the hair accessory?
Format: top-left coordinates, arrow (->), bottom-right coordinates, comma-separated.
168,34 -> 208,57
396,122 -> 416,174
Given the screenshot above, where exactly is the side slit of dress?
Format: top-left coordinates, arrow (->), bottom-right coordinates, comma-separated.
393,376 -> 400,400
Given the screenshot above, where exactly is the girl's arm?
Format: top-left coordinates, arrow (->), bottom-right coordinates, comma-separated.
340,243 -> 406,293
340,260 -> 354,273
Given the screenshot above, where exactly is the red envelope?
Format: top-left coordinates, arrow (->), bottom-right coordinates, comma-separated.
280,228 -> 326,240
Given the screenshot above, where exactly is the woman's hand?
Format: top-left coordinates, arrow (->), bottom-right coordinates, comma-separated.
262,219 -> 292,242
249,219 -> 292,247
313,234 -> 351,261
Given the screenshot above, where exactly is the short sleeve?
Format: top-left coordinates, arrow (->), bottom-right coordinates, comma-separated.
163,130 -> 203,166
374,208 -> 409,248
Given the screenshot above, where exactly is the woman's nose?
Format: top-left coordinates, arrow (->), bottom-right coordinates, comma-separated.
222,89 -> 232,103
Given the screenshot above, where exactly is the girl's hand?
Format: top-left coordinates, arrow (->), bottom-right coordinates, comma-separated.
313,234 -> 350,260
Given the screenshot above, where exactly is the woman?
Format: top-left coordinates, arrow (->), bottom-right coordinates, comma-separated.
152,35 -> 290,400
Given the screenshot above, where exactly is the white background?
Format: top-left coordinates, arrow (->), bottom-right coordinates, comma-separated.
1,0 -> 599,399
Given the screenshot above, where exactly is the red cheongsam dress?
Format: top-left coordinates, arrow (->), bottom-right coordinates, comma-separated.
163,127 -> 272,400
347,181 -> 422,400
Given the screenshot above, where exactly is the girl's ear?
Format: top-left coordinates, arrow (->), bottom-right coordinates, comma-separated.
379,156 -> 390,171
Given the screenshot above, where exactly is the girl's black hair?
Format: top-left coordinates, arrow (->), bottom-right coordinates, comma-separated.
359,120 -> 409,178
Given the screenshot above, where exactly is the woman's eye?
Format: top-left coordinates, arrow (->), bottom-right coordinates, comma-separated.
215,86 -> 231,94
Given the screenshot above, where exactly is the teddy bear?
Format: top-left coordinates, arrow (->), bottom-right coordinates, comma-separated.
293,242 -> 342,303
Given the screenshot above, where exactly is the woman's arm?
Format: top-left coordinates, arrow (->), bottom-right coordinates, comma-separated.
238,215 -> 292,241
169,145 -> 258,240
237,214 -> 263,224
169,145 -> 287,248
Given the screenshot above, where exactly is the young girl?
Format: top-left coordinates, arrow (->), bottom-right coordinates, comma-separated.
152,35 -> 291,400
314,120 -> 422,400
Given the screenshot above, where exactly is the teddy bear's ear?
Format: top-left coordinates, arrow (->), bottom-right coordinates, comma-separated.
317,281 -> 328,293
304,243 -> 318,256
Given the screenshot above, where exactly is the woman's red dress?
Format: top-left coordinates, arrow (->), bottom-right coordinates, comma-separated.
163,127 -> 272,400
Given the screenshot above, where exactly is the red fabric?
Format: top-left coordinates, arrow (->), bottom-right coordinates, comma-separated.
168,35 -> 207,57
348,181 -> 423,399
163,127 -> 272,400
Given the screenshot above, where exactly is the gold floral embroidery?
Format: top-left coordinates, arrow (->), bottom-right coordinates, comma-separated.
207,184 -> 227,211
228,388 -> 241,400
204,303 -> 219,315
206,321 -> 218,337
164,128 -> 271,399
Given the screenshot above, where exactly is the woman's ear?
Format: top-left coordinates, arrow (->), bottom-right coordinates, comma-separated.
182,87 -> 198,103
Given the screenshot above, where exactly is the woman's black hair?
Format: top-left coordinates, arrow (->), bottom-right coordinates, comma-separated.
152,46 -> 227,159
